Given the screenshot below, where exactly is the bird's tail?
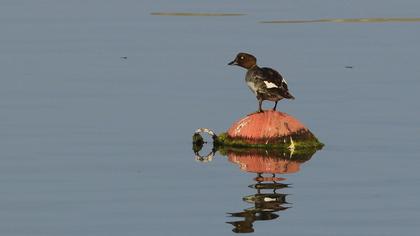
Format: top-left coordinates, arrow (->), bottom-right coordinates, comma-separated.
284,91 -> 295,99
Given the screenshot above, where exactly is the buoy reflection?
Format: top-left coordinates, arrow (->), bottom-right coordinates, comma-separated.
224,148 -> 315,233
194,142 -> 317,233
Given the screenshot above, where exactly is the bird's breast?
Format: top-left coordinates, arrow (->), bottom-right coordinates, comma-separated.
246,81 -> 258,95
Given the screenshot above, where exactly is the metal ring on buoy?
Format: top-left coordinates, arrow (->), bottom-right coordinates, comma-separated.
193,128 -> 217,141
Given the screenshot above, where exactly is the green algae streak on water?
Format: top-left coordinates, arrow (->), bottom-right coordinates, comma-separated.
151,12 -> 246,17
260,17 -> 420,24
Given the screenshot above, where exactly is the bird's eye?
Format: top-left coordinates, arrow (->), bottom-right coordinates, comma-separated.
240,56 -> 244,60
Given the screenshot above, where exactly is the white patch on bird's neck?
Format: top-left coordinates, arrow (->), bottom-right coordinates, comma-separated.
264,81 -> 278,88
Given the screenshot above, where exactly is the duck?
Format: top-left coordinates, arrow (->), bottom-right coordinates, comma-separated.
228,52 -> 295,112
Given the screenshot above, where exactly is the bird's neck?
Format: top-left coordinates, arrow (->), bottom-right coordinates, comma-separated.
246,64 -> 258,70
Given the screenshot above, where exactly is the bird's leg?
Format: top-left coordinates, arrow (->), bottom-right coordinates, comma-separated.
258,98 -> 263,113
273,101 -> 278,111
252,94 -> 264,113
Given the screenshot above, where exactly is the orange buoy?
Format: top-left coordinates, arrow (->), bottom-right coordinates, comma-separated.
228,110 -> 307,139
220,110 -> 322,150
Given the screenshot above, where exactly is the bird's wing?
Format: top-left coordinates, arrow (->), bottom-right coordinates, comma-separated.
260,67 -> 289,90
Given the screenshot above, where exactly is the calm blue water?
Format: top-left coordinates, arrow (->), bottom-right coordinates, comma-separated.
1,1 -> 419,235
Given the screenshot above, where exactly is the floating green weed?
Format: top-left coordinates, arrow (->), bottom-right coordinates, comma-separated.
260,17 -> 420,24
151,12 -> 246,17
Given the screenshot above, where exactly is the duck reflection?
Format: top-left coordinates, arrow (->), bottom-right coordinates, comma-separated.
223,148 -> 316,233
227,173 -> 290,233
195,144 -> 317,233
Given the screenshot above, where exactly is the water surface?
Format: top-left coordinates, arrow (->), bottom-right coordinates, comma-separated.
0,0 -> 419,235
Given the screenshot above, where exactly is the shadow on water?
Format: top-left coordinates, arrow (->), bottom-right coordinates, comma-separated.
194,143 -> 318,233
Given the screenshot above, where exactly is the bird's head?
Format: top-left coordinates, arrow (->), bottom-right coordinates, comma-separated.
228,52 -> 257,69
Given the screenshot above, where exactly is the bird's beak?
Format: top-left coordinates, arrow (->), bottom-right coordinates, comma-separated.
228,59 -> 237,66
